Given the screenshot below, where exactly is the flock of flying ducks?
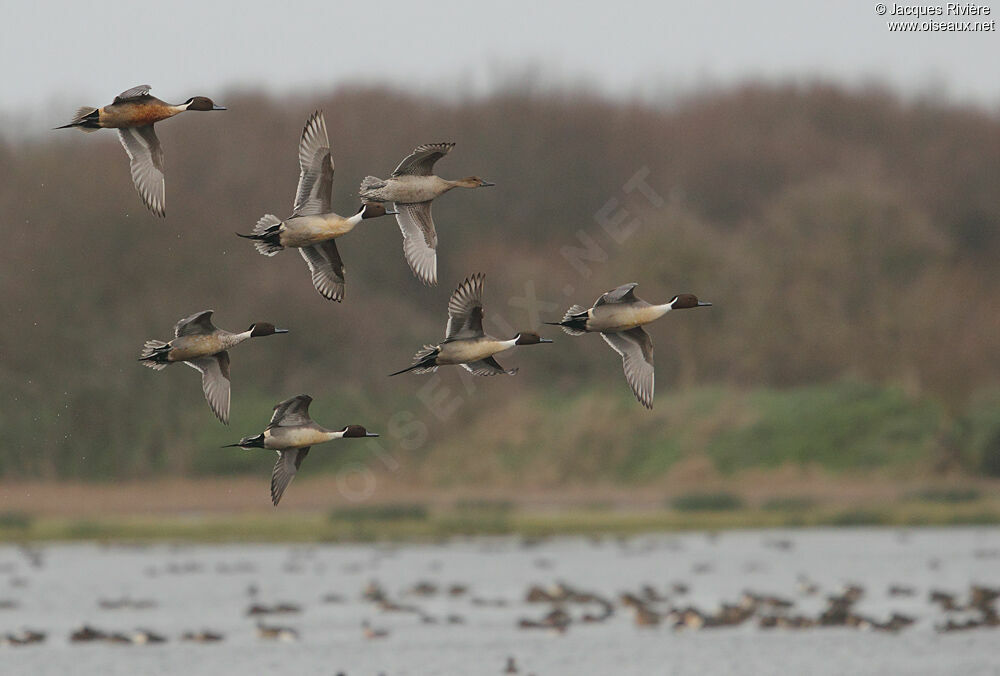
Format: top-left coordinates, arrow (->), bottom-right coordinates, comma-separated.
58,85 -> 711,505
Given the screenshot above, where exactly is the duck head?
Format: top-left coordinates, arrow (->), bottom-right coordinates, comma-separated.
185,96 -> 227,111
357,202 -> 397,219
514,332 -> 553,345
341,425 -> 379,438
669,294 -> 712,310
248,322 -> 289,337
456,176 -> 495,189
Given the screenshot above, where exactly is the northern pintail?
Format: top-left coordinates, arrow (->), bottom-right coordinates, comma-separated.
238,111 -> 394,301
55,85 -> 225,217
138,310 -> 288,425
389,273 -> 551,376
224,394 -> 378,506
547,283 -> 710,408
359,143 -> 494,285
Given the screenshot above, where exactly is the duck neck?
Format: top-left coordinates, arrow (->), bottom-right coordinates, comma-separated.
223,329 -> 254,349
650,304 -> 674,321
501,337 -> 520,349
345,210 -> 365,227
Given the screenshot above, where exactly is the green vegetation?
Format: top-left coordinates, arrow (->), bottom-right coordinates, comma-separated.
4,83 -> 1000,487
671,492 -> 745,511
4,499 -> 1000,543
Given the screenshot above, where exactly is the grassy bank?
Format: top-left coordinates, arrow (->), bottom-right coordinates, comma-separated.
3,496 -> 1000,543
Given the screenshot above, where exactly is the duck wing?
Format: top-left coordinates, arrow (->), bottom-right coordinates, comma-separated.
394,202 -> 437,285
462,356 -> 517,376
600,327 -> 654,409
292,111 -> 334,216
185,351 -> 231,424
391,142 -> 455,177
445,273 -> 486,341
299,240 -> 345,302
114,85 -> 152,103
267,395 -> 314,429
174,310 -> 217,337
118,125 -> 165,217
271,448 -> 309,506
594,282 -> 640,307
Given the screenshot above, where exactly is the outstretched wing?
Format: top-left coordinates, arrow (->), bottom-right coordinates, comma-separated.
600,327 -> 654,409
394,202 -> 437,285
114,85 -> 152,103
462,356 -> 517,376
174,310 -> 217,337
594,282 -> 640,307
299,241 -> 345,302
267,394 -> 314,429
118,126 -> 165,217
391,142 -> 455,177
185,352 -> 231,424
292,111 -> 334,216
271,448 -> 309,506
445,273 -> 485,341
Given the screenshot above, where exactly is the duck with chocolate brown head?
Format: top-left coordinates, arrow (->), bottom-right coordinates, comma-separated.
546,283 -> 711,409
390,274 -> 554,377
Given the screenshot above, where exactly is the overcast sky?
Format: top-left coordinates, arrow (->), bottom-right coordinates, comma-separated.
4,0 -> 998,127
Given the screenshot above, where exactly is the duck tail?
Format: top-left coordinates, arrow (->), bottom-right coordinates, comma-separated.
544,304 -> 588,336
138,340 -> 170,370
359,176 -> 387,199
54,107 -> 101,132
236,214 -> 283,256
389,345 -> 440,376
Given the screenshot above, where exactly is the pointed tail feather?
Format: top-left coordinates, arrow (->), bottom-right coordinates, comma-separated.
54,107 -> 101,131
237,214 -> 284,256
544,304 -> 588,336
138,340 -> 170,370
389,345 -> 440,376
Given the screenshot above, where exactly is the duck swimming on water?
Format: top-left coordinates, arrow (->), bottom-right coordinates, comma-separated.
359,143 -> 494,285
390,273 -> 551,377
548,283 -> 710,409
55,85 -> 225,217
138,310 -> 287,424
238,111 -> 394,301
224,395 -> 378,506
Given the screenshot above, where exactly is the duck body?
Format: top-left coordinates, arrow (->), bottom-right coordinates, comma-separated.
359,174 -> 454,205
239,111 -> 391,302
55,85 -> 225,217
548,283 -> 710,409
390,274 -> 551,376
359,143 -> 494,286
225,395 -> 378,505
138,310 -> 287,424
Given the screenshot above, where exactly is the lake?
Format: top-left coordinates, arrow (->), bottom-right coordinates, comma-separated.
2,528 -> 1000,675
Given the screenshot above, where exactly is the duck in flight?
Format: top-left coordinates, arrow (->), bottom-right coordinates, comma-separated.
359,143 -> 494,286
547,283 -> 710,409
138,310 -> 287,424
55,85 -> 225,217
390,273 -> 552,377
224,395 -> 378,506
238,111 -> 394,301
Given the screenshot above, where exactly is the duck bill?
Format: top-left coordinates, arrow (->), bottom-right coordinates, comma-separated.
274,328 -> 290,333
480,181 -> 496,187
697,301 -> 712,307
212,104 -> 227,111
385,208 -> 399,215
539,338 -> 554,343
365,432 -> 380,438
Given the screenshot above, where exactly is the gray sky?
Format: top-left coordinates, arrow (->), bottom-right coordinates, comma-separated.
4,0 -> 999,123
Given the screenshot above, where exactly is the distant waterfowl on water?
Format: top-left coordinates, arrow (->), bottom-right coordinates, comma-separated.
548,283 -> 710,408
224,395 -> 378,506
360,143 -> 494,285
390,273 -> 552,377
55,85 -> 225,217
238,111 -> 394,301
138,310 -> 288,425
